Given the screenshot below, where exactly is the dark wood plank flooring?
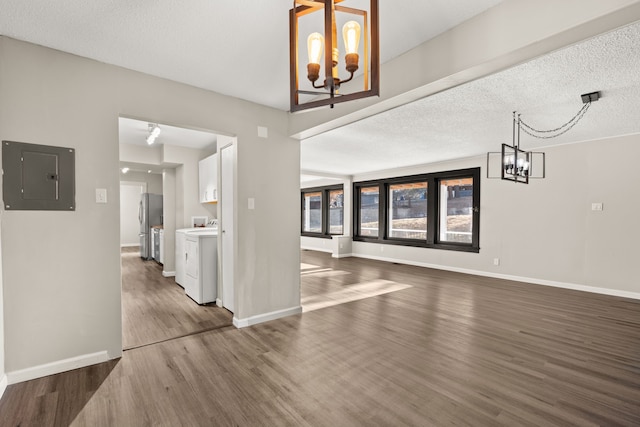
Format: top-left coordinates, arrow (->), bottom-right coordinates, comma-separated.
1,250 -> 639,426
121,246 -> 232,349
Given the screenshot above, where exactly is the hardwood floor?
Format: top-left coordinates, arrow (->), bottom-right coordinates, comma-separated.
121,246 -> 232,349
1,250 -> 639,426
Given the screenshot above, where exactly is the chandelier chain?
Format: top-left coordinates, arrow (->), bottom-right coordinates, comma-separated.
518,102 -> 591,139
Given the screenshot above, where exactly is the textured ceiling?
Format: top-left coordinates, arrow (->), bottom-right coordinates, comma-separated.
301,21 -> 640,176
0,0 -> 503,111
2,1 -> 639,178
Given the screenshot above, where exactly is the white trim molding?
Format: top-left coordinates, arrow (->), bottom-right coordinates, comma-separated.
351,253 -> 640,301
233,306 -> 302,329
301,245 -> 332,254
332,252 -> 353,259
6,351 -> 112,385
162,270 -> 175,278
0,374 -> 7,400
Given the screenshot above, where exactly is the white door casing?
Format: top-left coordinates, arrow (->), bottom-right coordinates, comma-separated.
220,143 -> 235,313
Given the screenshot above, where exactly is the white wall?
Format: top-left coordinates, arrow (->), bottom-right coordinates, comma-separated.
0,36 -> 300,379
162,169 -> 177,275
162,144 -> 216,227
309,134 -> 639,298
0,214 -> 4,396
120,171 -> 163,194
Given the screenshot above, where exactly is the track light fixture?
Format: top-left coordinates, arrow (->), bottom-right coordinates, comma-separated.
290,0 -> 379,112
146,123 -> 161,145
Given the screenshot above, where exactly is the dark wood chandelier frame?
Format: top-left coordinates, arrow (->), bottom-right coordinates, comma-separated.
289,0 -> 379,112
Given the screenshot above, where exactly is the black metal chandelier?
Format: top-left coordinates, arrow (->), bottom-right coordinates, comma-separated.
488,91 -> 600,184
289,0 -> 379,112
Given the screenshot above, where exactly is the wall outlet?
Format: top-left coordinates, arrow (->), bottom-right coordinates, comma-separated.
591,202 -> 603,211
493,258 -> 500,266
380,246 -> 384,252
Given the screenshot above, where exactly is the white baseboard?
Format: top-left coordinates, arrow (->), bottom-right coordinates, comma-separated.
233,306 -> 302,328
0,374 -> 7,400
351,253 -> 640,301
332,252 -> 353,259
162,270 -> 175,277
120,243 -> 139,248
215,298 -> 223,307
301,245 -> 332,254
6,350 -> 112,385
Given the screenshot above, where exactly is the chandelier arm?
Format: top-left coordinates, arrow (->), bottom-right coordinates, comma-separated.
519,102 -> 591,134
339,71 -> 356,85
519,103 -> 591,139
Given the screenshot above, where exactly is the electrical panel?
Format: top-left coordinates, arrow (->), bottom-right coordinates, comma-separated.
2,141 -> 75,211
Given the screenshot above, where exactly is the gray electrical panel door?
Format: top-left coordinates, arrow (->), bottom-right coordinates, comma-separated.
2,141 -> 75,211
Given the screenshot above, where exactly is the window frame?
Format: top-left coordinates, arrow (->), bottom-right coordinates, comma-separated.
353,168 -> 480,253
301,184 -> 344,238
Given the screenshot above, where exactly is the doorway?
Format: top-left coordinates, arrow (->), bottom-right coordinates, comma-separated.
118,117 -> 232,350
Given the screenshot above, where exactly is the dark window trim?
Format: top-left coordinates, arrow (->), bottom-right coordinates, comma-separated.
353,168 -> 480,253
301,184 -> 344,238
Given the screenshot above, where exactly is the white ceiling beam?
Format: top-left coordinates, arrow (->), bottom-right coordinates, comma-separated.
289,0 -> 640,140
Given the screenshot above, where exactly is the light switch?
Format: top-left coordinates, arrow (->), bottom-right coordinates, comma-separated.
96,188 -> 107,203
591,202 -> 603,211
248,198 -> 255,210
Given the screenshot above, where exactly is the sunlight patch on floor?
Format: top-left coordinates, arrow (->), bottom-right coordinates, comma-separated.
302,280 -> 412,313
301,262 -> 321,270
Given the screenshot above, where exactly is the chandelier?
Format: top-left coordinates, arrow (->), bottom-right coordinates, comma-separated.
289,0 -> 379,112
489,91 -> 600,184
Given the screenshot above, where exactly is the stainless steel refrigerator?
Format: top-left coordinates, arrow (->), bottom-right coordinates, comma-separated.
139,193 -> 163,260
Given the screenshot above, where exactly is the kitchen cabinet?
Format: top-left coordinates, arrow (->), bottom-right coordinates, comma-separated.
199,153 -> 218,203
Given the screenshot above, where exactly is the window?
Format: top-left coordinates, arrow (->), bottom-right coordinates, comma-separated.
328,188 -> 344,234
301,185 -> 344,237
358,186 -> 379,237
438,178 -> 473,244
354,168 -> 480,252
388,182 -> 427,240
302,191 -> 322,233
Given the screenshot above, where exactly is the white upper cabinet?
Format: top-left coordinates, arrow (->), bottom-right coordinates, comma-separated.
198,153 -> 218,203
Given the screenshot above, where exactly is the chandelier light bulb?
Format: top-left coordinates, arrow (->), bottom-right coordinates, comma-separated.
307,32 -> 324,65
342,21 -> 361,54
307,32 -> 324,83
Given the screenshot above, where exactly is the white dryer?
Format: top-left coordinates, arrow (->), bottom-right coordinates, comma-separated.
184,229 -> 218,304
175,227 -> 217,287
